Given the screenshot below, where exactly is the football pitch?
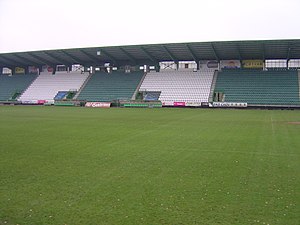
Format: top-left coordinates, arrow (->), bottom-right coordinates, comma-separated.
0,106 -> 299,225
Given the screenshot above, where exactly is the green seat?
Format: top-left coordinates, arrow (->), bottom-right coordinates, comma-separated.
0,74 -> 37,101
214,70 -> 300,105
77,71 -> 144,101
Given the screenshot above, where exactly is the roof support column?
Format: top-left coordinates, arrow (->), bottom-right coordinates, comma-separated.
38,65 -> 43,75
67,64 -> 72,73
211,43 -> 220,62
286,46 -> 291,69
11,67 -> 16,75
25,66 -> 29,75
156,63 -> 160,72
186,44 -> 199,70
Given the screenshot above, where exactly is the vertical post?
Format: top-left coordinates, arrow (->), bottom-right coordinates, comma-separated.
25,66 -> 29,75
39,65 -> 43,75
156,64 -> 160,72
85,65 -> 90,73
52,65 -> 56,75
176,61 -> 179,70
68,64 -> 72,73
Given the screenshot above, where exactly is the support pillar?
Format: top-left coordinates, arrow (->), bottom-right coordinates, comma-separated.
196,62 -> 200,70
12,67 -> 16,75
156,64 -> 160,72
52,65 -> 56,75
38,65 -> 43,75
25,66 -> 29,75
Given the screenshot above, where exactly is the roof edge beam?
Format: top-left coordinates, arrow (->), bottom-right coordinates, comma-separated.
14,54 -> 42,66
80,50 -> 101,64
140,47 -> 158,64
60,50 -> 82,64
211,43 -> 220,61
119,48 -> 136,64
43,51 -> 72,66
186,44 -> 198,62
99,49 -> 118,65
27,52 -> 55,66
162,45 -> 178,62
261,43 -> 266,61
287,46 -> 292,61
236,44 -> 242,61
0,55 -> 27,67
0,58 -> 15,68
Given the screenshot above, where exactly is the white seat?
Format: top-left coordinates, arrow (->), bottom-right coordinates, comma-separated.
19,72 -> 89,101
140,69 -> 215,104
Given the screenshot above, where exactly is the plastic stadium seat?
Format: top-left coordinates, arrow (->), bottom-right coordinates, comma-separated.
214,70 -> 300,105
139,70 -> 215,104
77,71 -> 144,101
19,72 -> 89,102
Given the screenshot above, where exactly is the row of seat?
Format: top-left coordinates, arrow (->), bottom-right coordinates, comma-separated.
19,73 -> 89,102
77,71 -> 144,101
0,74 -> 37,101
140,70 -> 215,103
1,69 -> 299,105
215,70 -> 300,104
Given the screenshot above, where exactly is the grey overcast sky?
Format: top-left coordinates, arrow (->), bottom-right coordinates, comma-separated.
0,0 -> 299,53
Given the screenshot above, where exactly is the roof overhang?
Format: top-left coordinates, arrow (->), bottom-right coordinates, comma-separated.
1,39 -> 300,68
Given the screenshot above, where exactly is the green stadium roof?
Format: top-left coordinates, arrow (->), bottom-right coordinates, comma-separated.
0,39 -> 300,68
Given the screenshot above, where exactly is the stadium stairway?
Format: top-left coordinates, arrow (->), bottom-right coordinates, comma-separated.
208,70 -> 218,102
74,73 -> 93,99
131,72 -> 147,100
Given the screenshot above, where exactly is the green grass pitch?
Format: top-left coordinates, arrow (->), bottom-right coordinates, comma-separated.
0,106 -> 299,225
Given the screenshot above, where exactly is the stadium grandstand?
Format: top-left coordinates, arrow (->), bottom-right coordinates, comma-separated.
0,39 -> 300,108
